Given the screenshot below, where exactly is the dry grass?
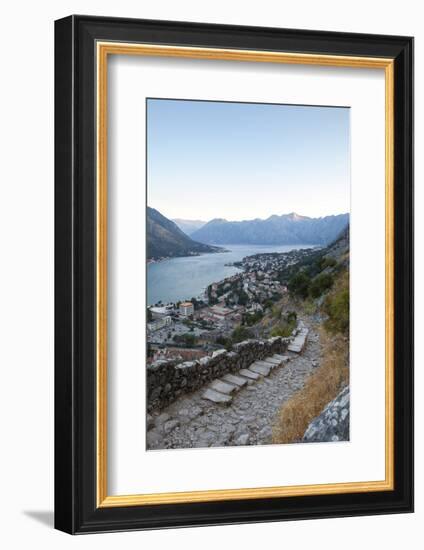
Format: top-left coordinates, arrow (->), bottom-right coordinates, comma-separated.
272,328 -> 349,444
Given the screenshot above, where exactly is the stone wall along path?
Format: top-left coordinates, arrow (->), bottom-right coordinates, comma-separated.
147,336 -> 291,412
146,321 -> 321,450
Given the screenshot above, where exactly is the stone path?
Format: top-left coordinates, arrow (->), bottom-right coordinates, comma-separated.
146,321 -> 320,450
288,321 -> 309,353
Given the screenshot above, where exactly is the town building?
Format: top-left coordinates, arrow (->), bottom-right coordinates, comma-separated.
209,305 -> 233,321
147,315 -> 172,332
179,301 -> 194,316
150,305 -> 174,319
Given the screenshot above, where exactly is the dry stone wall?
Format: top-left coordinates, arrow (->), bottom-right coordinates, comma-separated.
147,336 -> 290,412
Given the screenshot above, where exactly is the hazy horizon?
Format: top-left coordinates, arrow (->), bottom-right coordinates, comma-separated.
149,206 -> 349,224
147,99 -> 350,220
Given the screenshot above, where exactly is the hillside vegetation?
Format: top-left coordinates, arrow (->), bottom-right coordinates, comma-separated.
272,226 -> 350,443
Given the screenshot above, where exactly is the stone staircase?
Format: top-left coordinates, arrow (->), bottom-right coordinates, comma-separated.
202,354 -> 290,404
288,322 -> 309,353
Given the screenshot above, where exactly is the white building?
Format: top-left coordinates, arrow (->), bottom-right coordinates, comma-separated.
147,316 -> 172,333
150,305 -> 174,319
179,302 -> 194,316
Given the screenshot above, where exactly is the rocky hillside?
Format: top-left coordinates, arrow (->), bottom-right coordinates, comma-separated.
303,386 -> 350,442
191,212 -> 349,246
147,207 -> 223,260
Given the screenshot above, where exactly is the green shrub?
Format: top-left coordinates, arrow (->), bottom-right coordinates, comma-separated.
288,272 -> 310,299
323,274 -> 349,334
309,273 -> 334,298
271,305 -> 282,319
270,322 -> 294,338
237,290 -> 249,306
319,256 -> 337,270
286,311 -> 297,324
172,333 -> 197,347
244,311 -> 263,326
231,326 -> 253,343
216,336 -> 232,350
270,312 -> 297,338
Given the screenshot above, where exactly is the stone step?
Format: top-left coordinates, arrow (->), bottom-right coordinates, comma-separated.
288,329 -> 309,353
202,388 -> 232,404
254,359 -> 278,370
222,373 -> 248,388
260,358 -> 283,369
209,379 -> 238,395
263,356 -> 281,365
272,354 -> 290,364
288,345 -> 302,353
249,362 -> 271,376
239,368 -> 260,380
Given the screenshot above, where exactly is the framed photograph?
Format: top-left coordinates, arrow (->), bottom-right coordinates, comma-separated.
54,15 -> 413,534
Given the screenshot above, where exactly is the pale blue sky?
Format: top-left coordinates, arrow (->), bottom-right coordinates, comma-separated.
147,98 -> 350,221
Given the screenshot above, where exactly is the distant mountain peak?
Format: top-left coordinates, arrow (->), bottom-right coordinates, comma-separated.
172,217 -> 207,236
286,212 -> 308,220
191,212 -> 349,246
208,218 -> 227,224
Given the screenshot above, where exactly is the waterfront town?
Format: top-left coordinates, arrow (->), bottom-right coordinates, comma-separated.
147,247 -> 320,364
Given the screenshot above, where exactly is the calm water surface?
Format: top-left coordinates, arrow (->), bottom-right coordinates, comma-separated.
147,244 -> 314,305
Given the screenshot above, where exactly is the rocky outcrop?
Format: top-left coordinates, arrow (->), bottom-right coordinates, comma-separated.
147,336 -> 290,412
302,386 -> 350,443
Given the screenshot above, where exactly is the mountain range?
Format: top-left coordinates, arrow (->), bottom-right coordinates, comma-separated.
147,207 -> 222,259
190,212 -> 349,246
172,218 -> 206,236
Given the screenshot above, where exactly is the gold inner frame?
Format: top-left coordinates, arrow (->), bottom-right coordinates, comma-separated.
96,42 -> 395,508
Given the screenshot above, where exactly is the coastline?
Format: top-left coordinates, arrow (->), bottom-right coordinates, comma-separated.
147,244 -> 312,306
147,246 -> 229,265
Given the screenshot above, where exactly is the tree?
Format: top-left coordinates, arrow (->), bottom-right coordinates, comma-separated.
263,299 -> 274,310
244,311 -> 263,326
173,333 -> 197,347
289,272 -> 310,299
231,326 -> 253,343
182,333 -> 197,347
237,290 -> 249,306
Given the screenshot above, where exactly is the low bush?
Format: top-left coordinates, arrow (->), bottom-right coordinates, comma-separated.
270,311 -> 297,338
323,272 -> 349,334
271,305 -> 282,319
172,333 -> 197,347
231,325 -> 253,343
244,311 -> 263,326
309,273 -> 334,298
319,256 -> 337,270
270,324 -> 293,338
288,271 -> 311,299
215,336 -> 233,350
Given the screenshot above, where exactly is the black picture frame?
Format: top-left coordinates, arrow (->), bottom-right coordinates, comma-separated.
55,15 -> 414,534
